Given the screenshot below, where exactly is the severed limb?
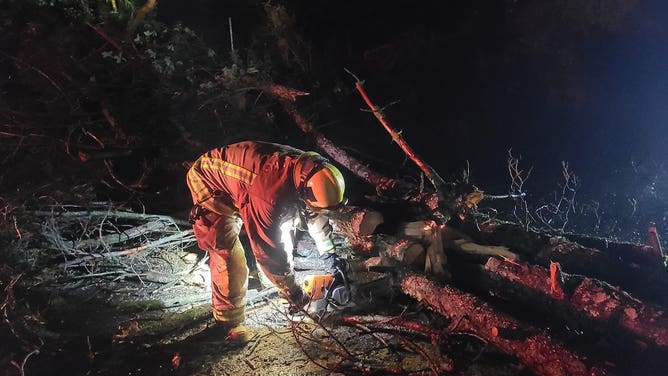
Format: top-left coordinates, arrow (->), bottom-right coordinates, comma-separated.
401,220 -> 518,273
399,220 -> 447,276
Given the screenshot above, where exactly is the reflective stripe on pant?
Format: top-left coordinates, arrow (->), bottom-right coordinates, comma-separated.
192,206 -> 248,324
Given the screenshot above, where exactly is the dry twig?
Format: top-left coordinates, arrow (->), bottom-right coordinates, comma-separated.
507,150 -> 534,230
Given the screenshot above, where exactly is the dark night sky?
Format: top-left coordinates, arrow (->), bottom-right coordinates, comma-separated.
158,1 -> 668,236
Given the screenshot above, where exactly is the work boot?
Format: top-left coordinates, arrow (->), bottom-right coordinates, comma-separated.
189,321 -> 251,346
192,306 -> 250,345
220,323 -> 251,343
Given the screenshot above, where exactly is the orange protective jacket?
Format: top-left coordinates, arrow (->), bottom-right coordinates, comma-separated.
187,141 -> 334,276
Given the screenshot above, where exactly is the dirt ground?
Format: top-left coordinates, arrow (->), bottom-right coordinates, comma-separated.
86,291 -> 523,376
35,281 -> 445,376
95,249 -> 445,376
7,272 -> 517,375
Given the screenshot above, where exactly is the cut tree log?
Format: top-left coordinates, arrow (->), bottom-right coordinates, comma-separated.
329,208 -> 437,274
398,220 -> 447,276
482,257 -> 668,349
329,206 -> 385,254
331,207 -> 518,274
340,234 -> 426,272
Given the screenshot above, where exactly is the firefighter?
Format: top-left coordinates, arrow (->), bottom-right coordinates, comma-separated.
186,141 -> 346,342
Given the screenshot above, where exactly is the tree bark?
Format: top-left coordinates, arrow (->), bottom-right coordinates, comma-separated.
398,271 -> 602,376
483,257 -> 668,349
561,233 -> 662,267
471,219 -> 668,306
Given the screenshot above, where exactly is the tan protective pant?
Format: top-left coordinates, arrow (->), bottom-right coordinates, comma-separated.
192,206 -> 248,324
192,204 -> 301,324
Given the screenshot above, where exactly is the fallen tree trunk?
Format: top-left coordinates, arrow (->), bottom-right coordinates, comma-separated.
398,271 -> 602,376
473,219 -> 663,274
534,237 -> 668,306
470,219 -> 668,306
561,233 -> 662,268
482,257 -> 668,349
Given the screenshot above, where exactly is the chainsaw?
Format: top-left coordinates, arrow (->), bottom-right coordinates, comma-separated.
302,266 -> 352,313
301,261 -> 398,314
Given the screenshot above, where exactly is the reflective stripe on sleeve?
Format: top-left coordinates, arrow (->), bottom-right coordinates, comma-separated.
199,157 -> 256,185
186,168 -> 213,204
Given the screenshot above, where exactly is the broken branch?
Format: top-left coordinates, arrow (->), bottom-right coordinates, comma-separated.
346,70 -> 447,192
242,76 -> 408,193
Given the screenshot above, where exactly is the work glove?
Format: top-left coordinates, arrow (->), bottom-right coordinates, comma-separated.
284,285 -> 311,314
306,213 -> 335,254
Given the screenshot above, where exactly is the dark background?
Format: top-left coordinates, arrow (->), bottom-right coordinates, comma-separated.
156,0 -> 668,241
0,0 -> 665,242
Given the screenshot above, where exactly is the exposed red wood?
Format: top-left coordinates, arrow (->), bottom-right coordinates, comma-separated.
549,262 -> 565,300
570,278 -> 668,347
